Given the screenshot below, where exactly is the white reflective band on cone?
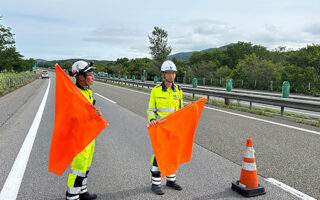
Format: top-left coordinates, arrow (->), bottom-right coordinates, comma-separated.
244,147 -> 255,158
242,162 -> 257,171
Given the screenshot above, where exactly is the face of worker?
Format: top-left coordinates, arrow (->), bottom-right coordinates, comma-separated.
85,71 -> 95,86
162,71 -> 176,83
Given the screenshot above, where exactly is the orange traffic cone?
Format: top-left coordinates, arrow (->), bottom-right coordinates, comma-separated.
232,138 -> 266,197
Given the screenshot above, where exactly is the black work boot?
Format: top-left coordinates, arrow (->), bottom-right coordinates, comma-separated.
66,191 -> 80,200
166,181 -> 182,190
151,184 -> 164,195
79,192 -> 97,200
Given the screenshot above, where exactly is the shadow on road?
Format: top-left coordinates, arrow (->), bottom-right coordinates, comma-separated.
192,187 -> 242,200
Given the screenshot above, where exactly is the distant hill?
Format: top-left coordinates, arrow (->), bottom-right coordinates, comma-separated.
168,44 -> 230,61
36,58 -> 113,65
36,59 -> 47,63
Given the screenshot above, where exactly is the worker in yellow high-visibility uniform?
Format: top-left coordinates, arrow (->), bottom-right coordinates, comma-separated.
147,60 -> 184,195
66,61 -> 101,200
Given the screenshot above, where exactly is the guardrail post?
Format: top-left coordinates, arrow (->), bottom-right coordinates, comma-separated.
254,80 -> 257,88
203,78 -> 205,86
242,80 -> 244,87
308,82 -> 311,91
9,79 -> 13,89
250,102 -> 253,110
281,106 -> 284,117
225,98 -> 230,105
207,95 -> 210,102
210,78 -> 212,85
193,93 -> 195,100
270,81 -> 273,91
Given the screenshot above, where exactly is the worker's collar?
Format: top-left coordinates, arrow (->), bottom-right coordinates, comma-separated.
76,82 -> 90,90
161,81 -> 176,92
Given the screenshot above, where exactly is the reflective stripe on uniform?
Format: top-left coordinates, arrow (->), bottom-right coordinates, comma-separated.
68,186 -> 81,194
71,170 -> 86,177
148,112 -> 156,116
242,162 -> 257,171
151,166 -> 159,172
152,177 -> 161,185
66,195 -> 80,200
157,108 -> 176,112
80,187 -> 88,194
166,174 -> 176,181
82,177 -> 87,185
148,107 -> 157,111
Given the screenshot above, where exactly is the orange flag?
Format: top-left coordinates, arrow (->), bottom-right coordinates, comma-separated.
148,97 -> 206,177
49,65 -> 108,175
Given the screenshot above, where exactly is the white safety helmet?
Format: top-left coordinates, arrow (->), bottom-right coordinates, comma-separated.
161,60 -> 177,72
70,60 -> 95,76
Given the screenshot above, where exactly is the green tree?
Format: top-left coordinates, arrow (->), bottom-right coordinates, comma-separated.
148,26 -> 172,75
226,41 -> 269,69
0,16 -> 15,51
232,54 -> 278,89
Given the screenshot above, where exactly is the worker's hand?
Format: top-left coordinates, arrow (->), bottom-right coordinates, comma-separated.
95,108 -> 102,116
149,119 -> 157,127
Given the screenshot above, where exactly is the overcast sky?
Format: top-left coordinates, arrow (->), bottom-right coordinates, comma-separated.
1,0 -> 320,61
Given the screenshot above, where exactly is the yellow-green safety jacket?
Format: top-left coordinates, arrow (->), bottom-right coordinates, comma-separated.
67,83 -> 96,195
147,82 -> 183,121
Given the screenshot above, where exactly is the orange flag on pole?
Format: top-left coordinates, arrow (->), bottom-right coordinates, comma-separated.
148,97 -> 206,178
49,65 -> 108,175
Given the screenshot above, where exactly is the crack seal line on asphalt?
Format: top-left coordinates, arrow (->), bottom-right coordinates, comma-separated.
0,79 -> 51,200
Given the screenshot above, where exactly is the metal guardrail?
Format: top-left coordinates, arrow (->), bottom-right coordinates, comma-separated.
180,84 -> 320,102
97,77 -> 320,117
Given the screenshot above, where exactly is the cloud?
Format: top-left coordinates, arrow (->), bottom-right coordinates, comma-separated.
83,27 -> 146,44
304,23 -> 320,35
168,19 -> 320,53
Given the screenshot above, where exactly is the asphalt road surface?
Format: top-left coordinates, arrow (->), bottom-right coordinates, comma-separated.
0,72 -> 318,200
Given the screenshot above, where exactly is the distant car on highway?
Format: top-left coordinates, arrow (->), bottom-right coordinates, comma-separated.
41,70 -> 49,79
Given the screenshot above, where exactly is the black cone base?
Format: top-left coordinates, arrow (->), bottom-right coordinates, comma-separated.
232,180 -> 266,197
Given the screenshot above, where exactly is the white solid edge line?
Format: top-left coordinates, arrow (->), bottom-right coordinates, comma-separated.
203,106 -> 320,136
97,81 -> 320,136
0,79 -> 51,200
265,178 -> 316,200
95,93 -> 117,104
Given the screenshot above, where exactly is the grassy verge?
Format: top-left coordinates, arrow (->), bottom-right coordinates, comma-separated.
0,72 -> 40,97
99,80 -> 320,127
